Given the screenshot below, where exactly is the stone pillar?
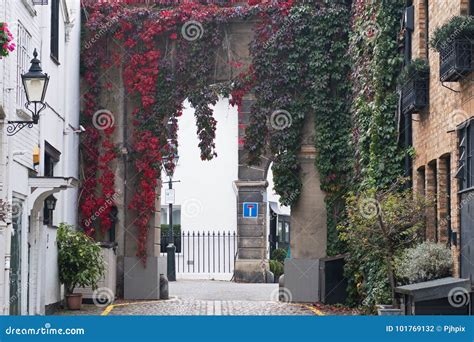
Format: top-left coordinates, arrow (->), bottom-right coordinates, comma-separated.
122,97 -> 163,300
290,146 -> 327,259
123,183 -> 163,300
233,180 -> 269,283
284,113 -> 327,303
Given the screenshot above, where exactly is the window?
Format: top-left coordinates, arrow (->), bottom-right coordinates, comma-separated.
44,142 -> 60,177
43,142 -> 60,225
16,22 -> 31,107
457,120 -> 474,190
416,166 -> 426,196
50,0 -> 59,62
160,206 -> 181,226
403,2 -> 414,64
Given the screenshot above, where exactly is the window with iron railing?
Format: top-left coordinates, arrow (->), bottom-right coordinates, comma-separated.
16,22 -> 31,108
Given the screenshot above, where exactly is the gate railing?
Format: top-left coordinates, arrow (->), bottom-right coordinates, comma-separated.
160,231 -> 238,274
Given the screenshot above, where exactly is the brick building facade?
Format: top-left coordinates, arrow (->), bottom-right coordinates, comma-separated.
409,0 -> 474,278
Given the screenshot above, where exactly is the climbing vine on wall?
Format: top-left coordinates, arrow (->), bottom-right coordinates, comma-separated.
80,1 -> 293,263
237,1 -> 353,255
345,0 -> 406,308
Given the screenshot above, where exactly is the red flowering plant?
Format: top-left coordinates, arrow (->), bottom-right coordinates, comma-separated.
81,1 -> 294,263
0,22 -> 15,57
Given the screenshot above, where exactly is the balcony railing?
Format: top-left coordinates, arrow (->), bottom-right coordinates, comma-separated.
401,71 -> 429,115
440,39 -> 474,82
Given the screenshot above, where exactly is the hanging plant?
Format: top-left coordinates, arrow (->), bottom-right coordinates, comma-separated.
397,58 -> 429,87
0,22 -> 15,57
429,15 -> 474,51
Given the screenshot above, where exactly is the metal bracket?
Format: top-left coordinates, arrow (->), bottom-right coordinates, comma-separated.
441,82 -> 461,93
6,102 -> 46,136
6,121 -> 34,136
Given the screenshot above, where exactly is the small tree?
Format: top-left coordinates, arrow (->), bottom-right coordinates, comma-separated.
339,180 -> 432,305
57,223 -> 105,294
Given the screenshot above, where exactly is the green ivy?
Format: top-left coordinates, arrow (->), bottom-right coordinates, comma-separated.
346,0 -> 406,307
242,2 -> 353,254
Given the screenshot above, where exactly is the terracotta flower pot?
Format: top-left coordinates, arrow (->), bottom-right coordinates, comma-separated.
66,293 -> 83,310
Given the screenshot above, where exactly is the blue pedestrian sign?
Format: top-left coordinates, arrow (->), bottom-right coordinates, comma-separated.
243,202 -> 259,218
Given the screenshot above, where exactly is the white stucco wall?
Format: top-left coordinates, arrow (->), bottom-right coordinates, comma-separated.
0,0 -> 81,314
161,98 -> 239,233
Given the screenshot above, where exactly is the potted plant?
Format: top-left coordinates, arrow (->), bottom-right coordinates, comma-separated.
339,179 -> 432,315
269,248 -> 287,283
398,59 -> 429,115
430,16 -> 474,82
57,223 -> 105,310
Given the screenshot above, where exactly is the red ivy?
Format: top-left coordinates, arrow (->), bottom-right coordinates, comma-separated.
81,0 -> 294,264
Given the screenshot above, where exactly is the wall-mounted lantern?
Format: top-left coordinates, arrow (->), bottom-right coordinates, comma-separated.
45,195 -> 57,211
7,49 -> 49,136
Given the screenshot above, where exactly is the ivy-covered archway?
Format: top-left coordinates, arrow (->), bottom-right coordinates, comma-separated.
79,0 -> 358,293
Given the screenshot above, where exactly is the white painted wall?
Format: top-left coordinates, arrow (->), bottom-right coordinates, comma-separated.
161,98 -> 292,278
0,0 -> 81,315
161,98 -> 239,233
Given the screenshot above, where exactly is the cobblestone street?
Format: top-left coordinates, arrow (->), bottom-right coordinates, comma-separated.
104,298 -> 316,316
55,280 -> 319,316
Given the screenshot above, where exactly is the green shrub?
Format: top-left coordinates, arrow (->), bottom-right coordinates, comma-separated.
396,241 -> 452,284
339,180 -> 432,306
397,58 -> 429,87
269,260 -> 284,279
160,224 -> 181,237
57,223 -> 105,294
430,16 -> 474,51
271,248 -> 287,263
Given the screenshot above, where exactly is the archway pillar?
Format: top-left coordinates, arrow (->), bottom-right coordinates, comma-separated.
233,180 -> 269,283
284,115 -> 327,303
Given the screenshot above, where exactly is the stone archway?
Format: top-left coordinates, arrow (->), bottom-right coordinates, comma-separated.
84,13 -> 328,297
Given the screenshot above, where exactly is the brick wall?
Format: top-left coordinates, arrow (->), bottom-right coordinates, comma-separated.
411,0 -> 472,277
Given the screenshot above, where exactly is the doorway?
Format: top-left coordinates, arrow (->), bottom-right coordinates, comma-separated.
9,198 -> 23,315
